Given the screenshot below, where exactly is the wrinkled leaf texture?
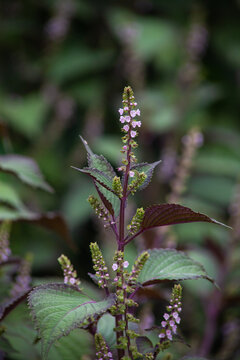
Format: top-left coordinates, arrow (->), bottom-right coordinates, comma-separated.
28,283 -> 115,360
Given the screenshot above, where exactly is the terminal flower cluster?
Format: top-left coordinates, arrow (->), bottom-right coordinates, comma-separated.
158,284 -> 182,342
58,254 -> 81,287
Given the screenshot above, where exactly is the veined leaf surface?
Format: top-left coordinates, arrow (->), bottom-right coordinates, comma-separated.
28,283 -> 115,359
137,249 -> 214,285
141,204 -> 229,230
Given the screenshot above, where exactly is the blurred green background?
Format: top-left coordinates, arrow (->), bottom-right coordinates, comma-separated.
0,0 -> 240,359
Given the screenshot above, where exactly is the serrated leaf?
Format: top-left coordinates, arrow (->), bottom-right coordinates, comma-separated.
141,204 -> 229,231
28,283 -> 115,359
80,136 -> 116,178
137,249 -> 214,285
0,155 -> 53,193
72,167 -> 117,196
136,336 -> 154,354
130,161 -> 161,190
0,289 -> 31,321
79,137 -> 120,216
97,313 -> 116,350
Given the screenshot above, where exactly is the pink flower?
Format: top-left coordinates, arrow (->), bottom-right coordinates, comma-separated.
112,263 -> 118,271
123,125 -> 129,132
130,110 -> 137,118
120,116 -> 125,123
118,108 -> 124,115
173,312 -> 178,319
125,115 -> 131,122
136,109 -> 141,116
172,325 -> 177,334
163,313 -> 169,320
130,130 -> 137,138
123,145 -> 128,150
124,107 -> 129,111
159,333 -> 165,338
161,321 -> 167,327
129,171 -> 135,177
169,320 -> 175,327
166,330 -> 172,340
123,261 -> 129,268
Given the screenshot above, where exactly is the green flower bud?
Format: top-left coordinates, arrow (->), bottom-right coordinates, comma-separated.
127,207 -> 145,235
112,176 -> 123,198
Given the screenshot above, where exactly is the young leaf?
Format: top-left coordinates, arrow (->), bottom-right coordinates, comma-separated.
80,136 -> 117,178
130,161 -> 161,190
72,167 -> 117,196
0,155 -> 53,193
79,137 -> 120,216
137,249 -> 214,285
141,203 -> 229,231
28,284 -> 115,360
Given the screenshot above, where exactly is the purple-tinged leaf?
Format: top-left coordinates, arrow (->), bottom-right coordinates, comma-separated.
0,155 -> 53,193
0,289 -> 31,321
28,283 -> 115,359
141,203 -> 230,231
130,161 -> 161,191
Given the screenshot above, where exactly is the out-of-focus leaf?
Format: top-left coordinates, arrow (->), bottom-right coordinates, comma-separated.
0,181 -> 23,209
181,357 -> 209,360
141,204 -> 228,231
28,284 -> 115,359
0,94 -> 48,138
194,152 -> 240,178
47,47 -> 113,84
137,249 -> 214,285
130,161 -> 161,191
0,204 -> 74,248
0,155 -> 53,192
189,176 -> 235,206
136,336 -> 154,354
182,250 -> 218,295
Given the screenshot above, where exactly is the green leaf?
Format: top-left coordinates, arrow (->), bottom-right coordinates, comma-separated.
137,249 -> 214,285
97,313 -> 116,350
180,357 -> 209,360
141,204 -> 229,231
79,136 -> 120,217
0,180 -> 24,209
28,283 -> 115,359
136,336 -> 154,354
0,94 -> 48,138
0,155 -> 53,193
130,161 -> 161,191
72,167 -> 116,194
80,136 -> 116,178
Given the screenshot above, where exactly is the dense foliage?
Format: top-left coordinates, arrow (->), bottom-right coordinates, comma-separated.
0,1 -> 240,359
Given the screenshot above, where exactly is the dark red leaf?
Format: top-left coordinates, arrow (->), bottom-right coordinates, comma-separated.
141,204 -> 229,230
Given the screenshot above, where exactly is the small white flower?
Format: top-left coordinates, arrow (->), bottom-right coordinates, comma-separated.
169,320 -> 175,327
118,108 -> 124,115
175,316 -> 181,324
129,171 -> 135,177
161,321 -> 167,327
172,325 -> 177,334
136,109 -> 140,116
125,115 -> 131,122
69,277 -> 76,285
112,263 -> 118,271
130,130 -> 137,138
123,261 -> 129,268
120,116 -> 125,123
124,107 -> 129,111
123,125 -> 129,132
159,333 -> 165,338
